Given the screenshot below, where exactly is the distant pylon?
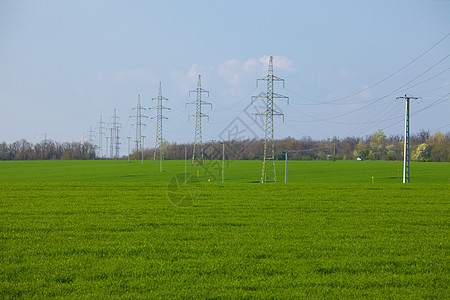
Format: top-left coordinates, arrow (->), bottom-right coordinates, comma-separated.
151,82 -> 170,172
252,56 -> 289,183
131,94 -> 147,154
87,125 -> 95,145
110,109 -> 121,159
186,75 -> 212,165
96,115 -> 105,158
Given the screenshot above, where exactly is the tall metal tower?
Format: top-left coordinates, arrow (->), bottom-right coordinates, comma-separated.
109,128 -> 113,159
87,125 -> 95,145
186,75 -> 212,165
252,56 -> 289,183
96,115 -> 105,158
151,82 -> 170,172
131,94 -> 147,154
110,109 -> 121,159
396,95 -> 421,183
105,136 -> 109,158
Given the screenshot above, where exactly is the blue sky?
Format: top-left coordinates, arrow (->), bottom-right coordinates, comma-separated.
1,0 -> 449,155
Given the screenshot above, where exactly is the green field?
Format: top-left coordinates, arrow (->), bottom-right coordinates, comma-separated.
0,159 -> 449,183
0,160 -> 449,298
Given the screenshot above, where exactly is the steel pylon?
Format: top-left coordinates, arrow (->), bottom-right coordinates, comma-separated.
151,82 -> 170,172
252,56 -> 289,183
131,94 -> 147,154
186,75 -> 211,165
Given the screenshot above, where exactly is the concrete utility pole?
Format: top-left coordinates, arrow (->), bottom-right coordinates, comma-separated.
184,145 -> 187,183
141,135 -> 145,165
131,94 -> 147,154
151,82 -> 170,172
396,95 -> 421,183
186,75 -> 212,165
127,137 -> 131,163
222,142 -> 225,184
284,152 -> 288,183
252,56 -> 289,183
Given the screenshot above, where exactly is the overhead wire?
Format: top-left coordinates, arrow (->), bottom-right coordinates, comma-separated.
283,33 -> 449,106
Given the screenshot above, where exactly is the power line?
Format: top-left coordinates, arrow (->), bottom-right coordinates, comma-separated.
284,33 -> 449,106
290,54 -> 448,124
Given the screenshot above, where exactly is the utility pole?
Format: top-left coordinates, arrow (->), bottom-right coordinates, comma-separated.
81,132 -> 85,156
284,152 -> 288,183
127,137 -> 131,163
141,135 -> 145,165
252,56 -> 289,183
396,95 -> 421,183
333,137 -> 336,162
222,142 -> 225,184
151,82 -> 170,172
96,115 -> 105,158
186,75 -> 212,165
131,94 -> 147,154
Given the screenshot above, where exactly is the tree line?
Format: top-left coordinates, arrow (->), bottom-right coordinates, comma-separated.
0,139 -> 96,160
1,130 -> 449,162
138,129 -> 449,162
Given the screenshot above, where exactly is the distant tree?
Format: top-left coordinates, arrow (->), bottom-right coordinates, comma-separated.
386,143 -> 402,161
411,129 -> 430,144
429,143 -> 449,162
371,129 -> 386,144
428,131 -> 445,144
353,140 -> 369,160
0,142 -> 11,160
412,143 -> 430,162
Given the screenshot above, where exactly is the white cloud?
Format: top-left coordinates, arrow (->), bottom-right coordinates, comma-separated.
360,85 -> 372,99
338,68 -> 357,80
185,63 -> 201,81
243,58 -> 258,72
258,55 -> 295,72
217,56 -> 295,86
218,58 -> 242,85
171,63 -> 215,95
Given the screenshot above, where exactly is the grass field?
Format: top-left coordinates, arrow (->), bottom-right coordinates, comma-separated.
0,160 -> 449,298
0,159 -> 449,183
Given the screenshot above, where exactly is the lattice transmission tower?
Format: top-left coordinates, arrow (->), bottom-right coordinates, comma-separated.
130,94 -> 147,154
96,115 -> 105,158
87,125 -> 95,145
110,109 -> 121,159
252,56 -> 289,183
151,82 -> 170,172
186,75 -> 211,165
